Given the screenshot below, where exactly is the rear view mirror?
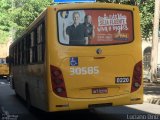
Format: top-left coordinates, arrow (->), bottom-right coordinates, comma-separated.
6,56 -> 10,64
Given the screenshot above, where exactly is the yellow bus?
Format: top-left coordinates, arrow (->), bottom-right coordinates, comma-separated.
8,3 -> 143,112
0,58 -> 9,78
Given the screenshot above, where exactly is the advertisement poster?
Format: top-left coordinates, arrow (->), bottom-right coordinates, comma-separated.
58,10 -> 133,45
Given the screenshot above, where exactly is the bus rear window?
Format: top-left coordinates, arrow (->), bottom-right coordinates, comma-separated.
0,58 -> 6,64
57,9 -> 133,46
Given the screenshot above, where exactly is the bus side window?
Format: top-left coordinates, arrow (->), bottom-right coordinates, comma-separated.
15,44 -> 18,65
2,58 -> 6,64
30,30 -> 38,64
26,34 -> 31,64
0,58 -> 5,64
21,38 -> 24,64
42,22 -> 45,62
18,42 -> 20,65
37,21 -> 45,63
0,58 -> 2,64
1,59 -> 4,64
34,29 -> 37,63
23,37 -> 27,65
30,32 -> 34,63
20,40 -> 23,65
13,47 -> 15,66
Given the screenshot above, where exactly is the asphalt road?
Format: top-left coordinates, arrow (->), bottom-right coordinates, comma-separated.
0,78 -> 160,120
0,79 -> 103,120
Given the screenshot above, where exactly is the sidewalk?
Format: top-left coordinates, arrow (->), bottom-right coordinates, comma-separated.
143,81 -> 160,105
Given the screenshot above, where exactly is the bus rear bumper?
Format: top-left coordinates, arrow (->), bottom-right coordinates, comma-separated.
49,93 -> 143,112
67,94 -> 139,111
0,74 -> 9,78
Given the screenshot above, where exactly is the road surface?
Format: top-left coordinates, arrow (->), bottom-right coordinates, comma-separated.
0,78 -> 160,120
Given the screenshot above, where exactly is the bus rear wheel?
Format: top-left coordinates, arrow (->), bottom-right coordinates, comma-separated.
25,87 -> 32,111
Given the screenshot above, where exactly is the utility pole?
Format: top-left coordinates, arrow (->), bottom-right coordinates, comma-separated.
150,0 -> 160,82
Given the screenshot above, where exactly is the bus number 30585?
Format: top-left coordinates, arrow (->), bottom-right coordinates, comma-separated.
70,66 -> 99,75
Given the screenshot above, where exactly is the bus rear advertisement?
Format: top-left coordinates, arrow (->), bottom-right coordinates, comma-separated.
8,3 -> 143,112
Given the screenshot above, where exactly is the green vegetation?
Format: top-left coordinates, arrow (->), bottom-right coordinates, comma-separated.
11,0 -> 52,38
0,0 -> 12,43
0,0 -> 156,43
0,0 -> 52,43
139,0 -> 154,40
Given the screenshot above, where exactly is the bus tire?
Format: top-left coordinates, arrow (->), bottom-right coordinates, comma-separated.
25,85 -> 32,111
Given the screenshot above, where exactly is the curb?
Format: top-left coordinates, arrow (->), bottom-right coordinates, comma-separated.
144,81 -> 160,105
144,95 -> 160,105
149,98 -> 160,105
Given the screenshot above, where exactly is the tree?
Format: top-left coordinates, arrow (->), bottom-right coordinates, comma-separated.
0,0 -> 156,43
0,0 -> 12,43
139,0 -> 154,40
0,0 -> 52,43
150,0 -> 160,82
11,0 -> 52,39
96,0 -> 155,39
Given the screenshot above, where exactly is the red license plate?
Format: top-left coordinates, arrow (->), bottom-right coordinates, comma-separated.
92,88 -> 108,94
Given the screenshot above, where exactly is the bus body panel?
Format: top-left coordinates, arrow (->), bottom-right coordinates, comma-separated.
47,3 -> 143,111
61,54 -> 134,98
9,11 -> 49,111
47,88 -> 143,111
0,58 -> 9,77
0,64 -> 9,77
12,65 -> 48,111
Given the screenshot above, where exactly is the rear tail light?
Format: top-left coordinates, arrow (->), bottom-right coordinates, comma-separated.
131,61 -> 142,93
50,65 -> 67,97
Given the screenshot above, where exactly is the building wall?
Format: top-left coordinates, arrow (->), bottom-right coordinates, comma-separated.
142,40 -> 152,53
0,44 -> 8,58
0,40 -> 12,58
142,39 -> 160,66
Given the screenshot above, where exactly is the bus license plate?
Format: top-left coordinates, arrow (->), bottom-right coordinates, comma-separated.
92,88 -> 108,94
